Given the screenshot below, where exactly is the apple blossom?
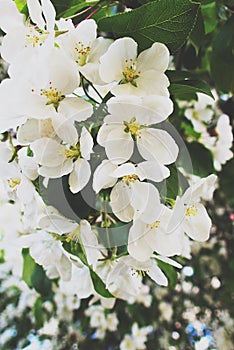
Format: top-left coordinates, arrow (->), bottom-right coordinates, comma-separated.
58,19 -> 113,84
30,127 -> 93,193
97,95 -> 177,166
99,37 -> 170,97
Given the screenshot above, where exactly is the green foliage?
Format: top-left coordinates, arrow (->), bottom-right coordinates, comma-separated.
63,240 -> 114,298
58,1 -> 98,18
22,248 -> 53,298
219,158 -> 234,209
51,0 -> 73,18
156,259 -> 178,288
201,1 -> 217,34
14,0 -> 28,16
210,15 -> 234,93
167,70 -> 214,99
22,248 -> 36,288
164,164 -> 189,200
98,0 -> 201,53
183,141 -> 215,176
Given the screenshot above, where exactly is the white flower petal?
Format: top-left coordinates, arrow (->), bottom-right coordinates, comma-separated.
112,163 -> 137,178
27,0 -> 45,29
41,0 -> 56,32
80,127 -> 93,160
103,126 -> 134,164
137,42 -> 170,73
59,97 -> 93,121
80,220 -> 99,269
31,138 -> 65,167
137,160 -> 170,182
148,263 -> 168,286
110,181 -> 134,222
128,220 -> 153,261
183,203 -> 211,241
69,158 -> 91,193
99,37 -> 137,83
52,115 -> 78,145
39,159 -> 73,178
156,255 -> 182,269
93,160 -> 118,193
138,128 -> 179,164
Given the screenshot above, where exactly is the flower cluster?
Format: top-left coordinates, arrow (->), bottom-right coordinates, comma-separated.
182,92 -> 233,171
0,0 -> 219,302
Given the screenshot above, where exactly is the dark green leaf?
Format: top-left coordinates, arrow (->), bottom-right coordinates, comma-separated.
89,269 -> 114,298
156,259 -> 178,288
165,164 -> 189,200
98,0 -> 201,53
201,1 -> 217,34
14,0 -> 28,16
169,79 -> 214,99
182,142 -> 215,177
219,158 -> 234,209
210,15 -> 234,93
51,0 -> 73,18
33,297 -> 45,329
166,71 -> 214,99
190,8 -> 205,52
63,240 -> 114,298
59,1 -> 97,18
22,248 -> 36,288
31,264 -> 53,298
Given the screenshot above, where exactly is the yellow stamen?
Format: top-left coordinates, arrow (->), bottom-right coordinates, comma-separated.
39,82 -> 64,111
122,174 -> 139,187
74,42 -> 91,66
186,205 -> 198,217
124,117 -> 141,138
25,27 -> 49,48
7,178 -> 20,189
147,220 -> 160,230
121,59 -> 140,86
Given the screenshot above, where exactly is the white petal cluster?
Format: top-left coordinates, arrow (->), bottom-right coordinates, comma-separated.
0,0 -> 219,301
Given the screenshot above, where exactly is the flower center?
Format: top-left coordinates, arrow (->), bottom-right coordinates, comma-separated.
186,205 -> 198,217
7,178 -> 21,189
25,27 -> 49,48
39,82 -> 65,111
192,111 -> 199,120
124,117 -> 141,140
74,42 -> 91,66
122,174 -> 139,187
147,220 -> 161,230
121,59 -> 140,87
64,146 -> 81,160
131,268 -> 149,277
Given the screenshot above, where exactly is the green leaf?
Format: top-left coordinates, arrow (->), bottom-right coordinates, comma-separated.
156,259 -> 178,288
59,1 -> 97,18
164,164 -> 189,200
30,264 -> 53,298
98,0 -> 200,53
63,240 -> 114,298
89,269 -> 114,298
22,248 -> 36,288
51,0 -> 73,18
201,1 -> 217,34
210,15 -> 234,93
33,297 -> 45,329
14,0 -> 28,15
190,8 -> 205,52
219,158 -> 234,209
167,70 -> 214,99
22,248 -> 53,297
182,142 -> 215,177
